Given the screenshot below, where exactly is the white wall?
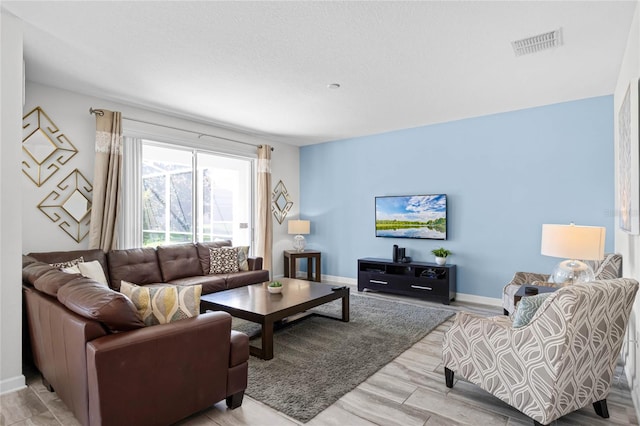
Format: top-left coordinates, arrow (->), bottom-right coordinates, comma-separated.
615,2 -> 640,419
22,82 -> 300,277
1,12 -> 26,394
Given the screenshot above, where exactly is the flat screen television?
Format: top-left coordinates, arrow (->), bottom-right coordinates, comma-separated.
375,194 -> 447,240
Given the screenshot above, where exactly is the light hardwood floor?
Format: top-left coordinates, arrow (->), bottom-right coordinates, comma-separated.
2,287 -> 638,426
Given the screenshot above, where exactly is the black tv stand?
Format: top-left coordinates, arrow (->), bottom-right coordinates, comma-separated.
357,258 -> 456,304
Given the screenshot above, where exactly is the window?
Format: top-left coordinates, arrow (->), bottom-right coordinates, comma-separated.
138,140 -> 253,247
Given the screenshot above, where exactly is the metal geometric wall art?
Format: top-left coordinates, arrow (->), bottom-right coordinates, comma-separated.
272,180 -> 293,224
22,106 -> 78,187
38,169 -> 93,242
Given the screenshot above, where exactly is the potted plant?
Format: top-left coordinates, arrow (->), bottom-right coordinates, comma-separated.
431,248 -> 451,265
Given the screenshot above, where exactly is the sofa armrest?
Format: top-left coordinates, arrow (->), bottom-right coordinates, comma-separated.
229,330 -> 249,368
86,311 -> 236,426
248,256 -> 263,271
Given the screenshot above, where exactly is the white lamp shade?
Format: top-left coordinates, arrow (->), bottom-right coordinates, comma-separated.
541,224 -> 605,261
288,220 -> 310,235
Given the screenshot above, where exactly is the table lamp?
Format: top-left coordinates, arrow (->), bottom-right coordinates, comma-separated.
288,220 -> 310,252
541,223 -> 605,286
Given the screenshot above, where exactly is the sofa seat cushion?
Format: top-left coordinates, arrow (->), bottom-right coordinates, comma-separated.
168,275 -> 227,294
226,270 -> 270,289
156,243 -> 203,281
120,281 -> 202,326
57,278 -> 144,332
196,241 -> 232,274
107,248 -> 163,290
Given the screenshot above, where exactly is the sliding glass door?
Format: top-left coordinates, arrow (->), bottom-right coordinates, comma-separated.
141,141 -> 252,247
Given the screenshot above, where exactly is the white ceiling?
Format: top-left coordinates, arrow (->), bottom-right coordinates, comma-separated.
2,1 -> 637,146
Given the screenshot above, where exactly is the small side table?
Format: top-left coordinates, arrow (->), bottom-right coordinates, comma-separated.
513,284 -> 557,307
284,250 -> 321,282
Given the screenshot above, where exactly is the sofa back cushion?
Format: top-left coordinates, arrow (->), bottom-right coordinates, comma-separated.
23,261 -> 58,286
156,243 -> 203,281
57,277 -> 144,332
196,240 -> 232,274
28,249 -> 109,280
107,248 -> 163,290
33,268 -> 81,297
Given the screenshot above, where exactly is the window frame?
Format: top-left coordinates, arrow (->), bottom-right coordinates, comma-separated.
121,133 -> 256,250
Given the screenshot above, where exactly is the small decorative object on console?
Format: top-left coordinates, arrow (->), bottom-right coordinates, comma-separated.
431,247 -> 452,265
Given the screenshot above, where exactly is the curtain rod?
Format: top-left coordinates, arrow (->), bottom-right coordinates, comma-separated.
89,108 -> 273,151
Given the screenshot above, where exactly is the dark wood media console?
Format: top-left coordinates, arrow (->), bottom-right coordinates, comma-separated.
357,258 -> 456,304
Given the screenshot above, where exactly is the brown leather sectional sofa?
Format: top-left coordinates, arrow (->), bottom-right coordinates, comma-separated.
22,242 -> 270,426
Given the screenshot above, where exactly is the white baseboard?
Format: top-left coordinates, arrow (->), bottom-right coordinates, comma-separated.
0,375 -> 26,395
320,275 -> 357,286
454,292 -> 502,307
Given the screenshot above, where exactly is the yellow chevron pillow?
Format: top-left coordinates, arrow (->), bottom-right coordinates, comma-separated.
120,281 -> 201,326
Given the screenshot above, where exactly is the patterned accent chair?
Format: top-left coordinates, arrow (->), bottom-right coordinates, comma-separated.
502,253 -> 623,314
443,278 -> 638,426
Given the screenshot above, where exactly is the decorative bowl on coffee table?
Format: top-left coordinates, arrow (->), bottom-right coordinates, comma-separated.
267,282 -> 283,294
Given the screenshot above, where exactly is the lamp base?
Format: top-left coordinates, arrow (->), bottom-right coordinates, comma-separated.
550,259 -> 595,286
293,235 -> 306,252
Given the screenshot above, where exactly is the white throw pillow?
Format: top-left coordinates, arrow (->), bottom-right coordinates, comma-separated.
78,260 -> 109,287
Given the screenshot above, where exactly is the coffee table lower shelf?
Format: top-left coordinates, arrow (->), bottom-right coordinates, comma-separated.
200,279 -> 350,360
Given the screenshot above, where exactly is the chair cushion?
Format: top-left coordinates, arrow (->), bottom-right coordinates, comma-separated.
512,292 -> 553,328
120,281 -> 201,326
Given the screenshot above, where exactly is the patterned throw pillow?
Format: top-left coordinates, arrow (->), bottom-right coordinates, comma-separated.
209,247 -> 239,274
512,292 -> 553,328
51,256 -> 84,269
236,246 -> 250,271
120,281 -> 201,326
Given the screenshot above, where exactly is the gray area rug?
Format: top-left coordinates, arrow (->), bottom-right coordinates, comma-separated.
232,294 -> 454,423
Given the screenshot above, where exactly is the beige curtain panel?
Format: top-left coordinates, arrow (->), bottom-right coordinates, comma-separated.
256,145 -> 273,275
88,109 -> 123,251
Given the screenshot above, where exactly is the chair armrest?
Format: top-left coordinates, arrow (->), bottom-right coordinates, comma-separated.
507,271 -> 550,286
86,312 -> 234,425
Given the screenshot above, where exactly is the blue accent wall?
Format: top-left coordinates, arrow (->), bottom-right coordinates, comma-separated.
299,96 -> 615,299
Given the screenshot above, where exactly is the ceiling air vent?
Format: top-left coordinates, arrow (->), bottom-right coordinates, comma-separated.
512,28 -> 562,56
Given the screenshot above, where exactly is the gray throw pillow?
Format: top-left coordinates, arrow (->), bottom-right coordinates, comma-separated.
512,292 -> 553,328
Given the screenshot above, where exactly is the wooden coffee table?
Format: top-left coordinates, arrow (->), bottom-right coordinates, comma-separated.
200,278 -> 350,360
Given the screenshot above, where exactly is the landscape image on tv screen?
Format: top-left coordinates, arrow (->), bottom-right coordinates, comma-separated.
375,194 -> 447,240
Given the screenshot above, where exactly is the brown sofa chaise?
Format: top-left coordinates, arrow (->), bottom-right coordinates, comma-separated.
22,241 -> 269,426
